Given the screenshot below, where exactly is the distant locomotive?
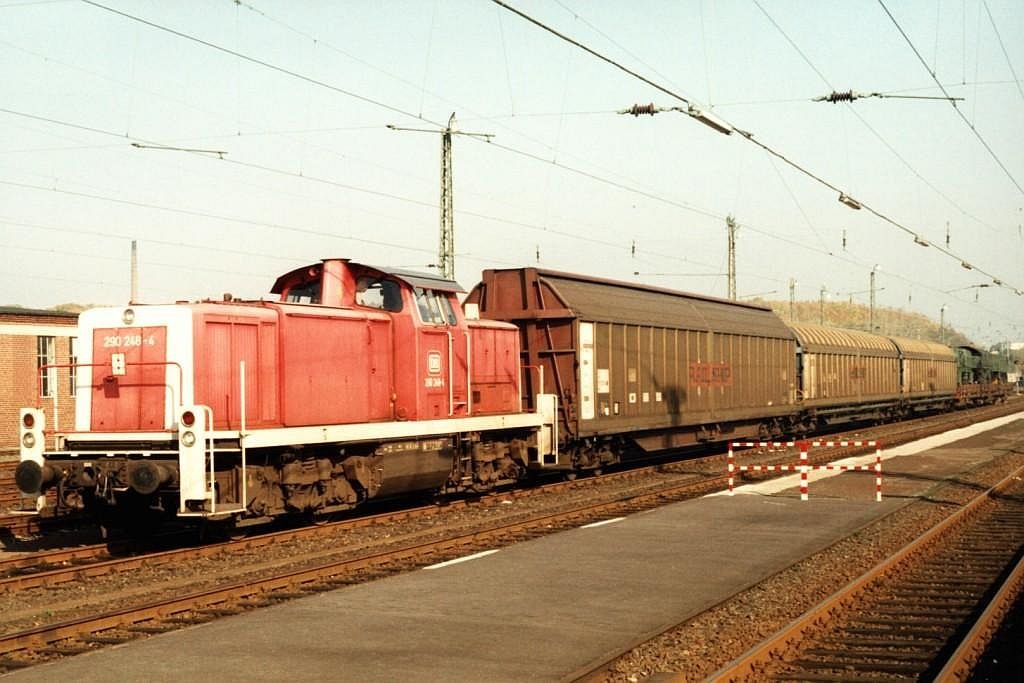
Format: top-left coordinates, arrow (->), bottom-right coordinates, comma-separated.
15,260 -> 1008,529
955,344 -> 1014,405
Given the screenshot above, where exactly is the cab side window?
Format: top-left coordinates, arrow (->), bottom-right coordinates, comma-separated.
415,288 -> 444,324
356,277 -> 402,312
438,295 -> 458,325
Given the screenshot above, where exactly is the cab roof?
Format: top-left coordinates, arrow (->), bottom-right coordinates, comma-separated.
271,259 -> 464,295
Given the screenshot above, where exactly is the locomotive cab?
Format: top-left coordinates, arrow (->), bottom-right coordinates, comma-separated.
271,259 -> 485,420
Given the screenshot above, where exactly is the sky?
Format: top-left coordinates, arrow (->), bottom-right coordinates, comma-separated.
1,0 -> 1022,347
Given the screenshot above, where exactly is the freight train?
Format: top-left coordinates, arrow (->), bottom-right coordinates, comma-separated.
14,259 -> 1010,530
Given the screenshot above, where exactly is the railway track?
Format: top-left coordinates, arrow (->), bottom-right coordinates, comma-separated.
2,402 -> 1012,593
0,402 -> 1018,673
710,465 -> 1024,681
0,465 -> 781,670
578,457 -> 1024,682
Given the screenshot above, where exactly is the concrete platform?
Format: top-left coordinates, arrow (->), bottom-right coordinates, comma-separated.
9,413 -> 1023,682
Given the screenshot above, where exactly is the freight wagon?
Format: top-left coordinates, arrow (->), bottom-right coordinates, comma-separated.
791,325 -> 957,425
466,267 -> 798,469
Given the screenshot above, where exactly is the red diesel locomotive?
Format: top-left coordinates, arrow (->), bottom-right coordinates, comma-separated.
16,259 -> 557,527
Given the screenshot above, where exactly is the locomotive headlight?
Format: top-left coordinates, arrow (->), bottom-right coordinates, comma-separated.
181,431 -> 196,447
122,308 -> 135,325
22,432 -> 36,449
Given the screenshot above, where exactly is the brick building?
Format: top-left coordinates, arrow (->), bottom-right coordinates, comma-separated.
0,307 -> 79,455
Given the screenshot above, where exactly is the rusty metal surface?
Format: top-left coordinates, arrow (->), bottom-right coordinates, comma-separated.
585,321 -> 795,434
537,270 -> 794,338
467,268 -> 797,445
791,325 -> 960,405
892,334 -> 959,397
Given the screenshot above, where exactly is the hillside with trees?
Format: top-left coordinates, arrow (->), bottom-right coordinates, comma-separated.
747,298 -> 972,347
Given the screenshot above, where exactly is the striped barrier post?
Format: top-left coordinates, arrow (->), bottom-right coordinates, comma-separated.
875,444 -> 883,502
727,444 -> 735,495
799,442 -> 809,501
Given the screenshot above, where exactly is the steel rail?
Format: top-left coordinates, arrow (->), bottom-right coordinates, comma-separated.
0,477 -> 738,659
1,402 -> 1017,593
707,464 -> 1024,681
0,402 -> 1019,671
934,552 -> 1024,681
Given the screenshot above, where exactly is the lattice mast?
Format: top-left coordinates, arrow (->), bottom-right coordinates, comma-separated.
439,113 -> 455,280
726,215 -> 738,300
387,114 -> 493,282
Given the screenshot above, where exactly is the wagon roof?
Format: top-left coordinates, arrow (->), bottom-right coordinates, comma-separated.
888,335 -> 956,360
534,269 -> 794,338
789,324 -> 900,357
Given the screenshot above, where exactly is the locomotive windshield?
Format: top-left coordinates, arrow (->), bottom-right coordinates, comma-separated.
414,288 -> 457,325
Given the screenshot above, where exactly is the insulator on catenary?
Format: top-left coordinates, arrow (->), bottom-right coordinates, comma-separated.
627,103 -> 657,116
823,90 -> 856,103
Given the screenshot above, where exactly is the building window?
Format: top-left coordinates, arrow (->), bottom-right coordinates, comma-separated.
37,336 -> 56,398
69,336 -> 78,397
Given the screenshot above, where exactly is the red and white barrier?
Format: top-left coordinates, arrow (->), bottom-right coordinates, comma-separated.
728,440 -> 882,502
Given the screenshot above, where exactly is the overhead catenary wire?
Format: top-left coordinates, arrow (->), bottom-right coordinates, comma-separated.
749,0 -> 1001,238
80,0 -> 449,131
18,2 -> 1019,318
489,0 -> 1020,295
70,0 -> 733,273
79,0 -> 1020,295
233,0 -> 637,190
1,116 -> 917,306
812,90 -> 964,103
877,0 -> 1024,196
488,0 -> 699,110
0,105 -> 728,276
981,0 -> 1024,104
